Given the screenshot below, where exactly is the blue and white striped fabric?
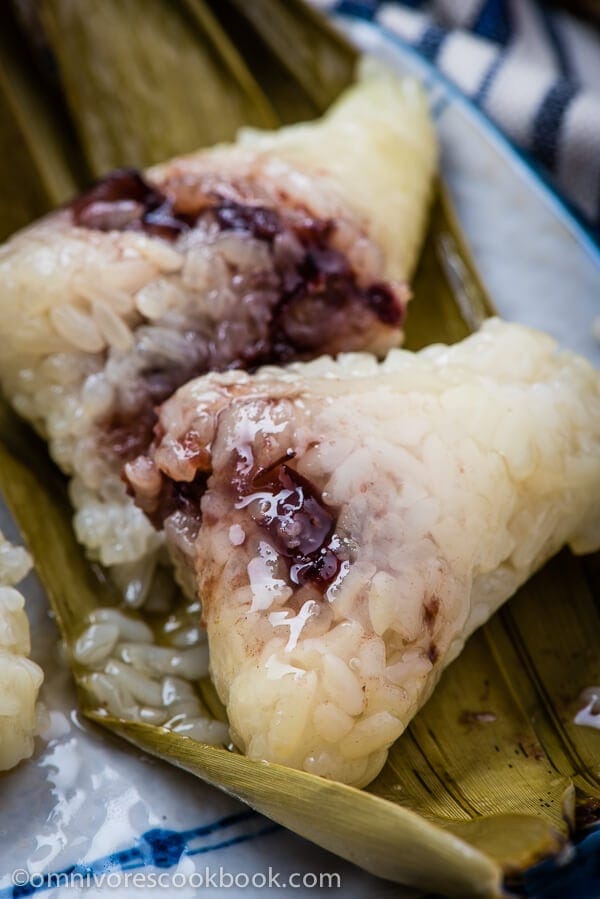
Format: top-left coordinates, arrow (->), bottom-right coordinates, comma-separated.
315,0 -> 600,239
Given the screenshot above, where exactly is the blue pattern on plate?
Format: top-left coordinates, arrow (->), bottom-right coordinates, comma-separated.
0,812 -> 280,898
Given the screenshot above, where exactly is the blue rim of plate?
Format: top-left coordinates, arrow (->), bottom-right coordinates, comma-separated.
335,13 -> 600,273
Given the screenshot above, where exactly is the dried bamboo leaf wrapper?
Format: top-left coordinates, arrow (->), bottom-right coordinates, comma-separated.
39,0 -> 277,173
0,5 -> 80,239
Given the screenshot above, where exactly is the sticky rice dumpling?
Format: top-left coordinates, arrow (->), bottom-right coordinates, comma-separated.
0,63 -> 436,581
126,319 -> 600,786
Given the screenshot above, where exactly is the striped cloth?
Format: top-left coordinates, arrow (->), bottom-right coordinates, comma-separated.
315,0 -> 600,240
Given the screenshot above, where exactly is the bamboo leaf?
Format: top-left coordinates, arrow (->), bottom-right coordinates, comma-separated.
494,554 -> 600,798
404,182 -> 495,351
0,5 -> 80,238
205,1 -> 321,123
370,628 -> 572,854
39,0 -> 278,173
87,715 -> 503,898
209,0 -> 357,120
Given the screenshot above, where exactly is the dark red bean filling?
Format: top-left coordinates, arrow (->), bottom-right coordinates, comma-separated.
75,169 -> 403,462
106,366 -> 202,462
108,405 -> 159,462
214,200 -> 281,241
266,237 -> 401,364
125,466 -> 208,533
71,169 -> 197,238
127,441 -> 342,593
72,169 -> 402,339
246,461 -> 341,591
71,169 -> 285,243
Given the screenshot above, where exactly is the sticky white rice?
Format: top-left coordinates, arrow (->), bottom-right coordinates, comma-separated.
75,602 -> 229,746
0,531 -> 44,771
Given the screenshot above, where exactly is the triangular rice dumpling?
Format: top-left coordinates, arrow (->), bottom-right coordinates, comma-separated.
0,62 -> 436,575
126,318 -> 600,786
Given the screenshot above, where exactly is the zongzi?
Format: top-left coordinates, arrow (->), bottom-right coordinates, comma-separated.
125,318 -> 600,786
0,62 -> 436,585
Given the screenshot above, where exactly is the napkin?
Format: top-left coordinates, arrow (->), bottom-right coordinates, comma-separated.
317,0 -> 600,242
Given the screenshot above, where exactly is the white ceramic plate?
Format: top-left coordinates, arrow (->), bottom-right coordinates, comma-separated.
1,19 -> 598,899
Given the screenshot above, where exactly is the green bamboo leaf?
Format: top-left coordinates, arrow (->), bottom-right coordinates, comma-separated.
493,553 -> 600,797
370,628 -> 572,855
87,715 -> 503,898
404,182 -> 495,351
205,1 -> 320,123
0,5 -> 80,238
39,0 -> 277,173
219,0 -> 357,110
210,0 -> 357,120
